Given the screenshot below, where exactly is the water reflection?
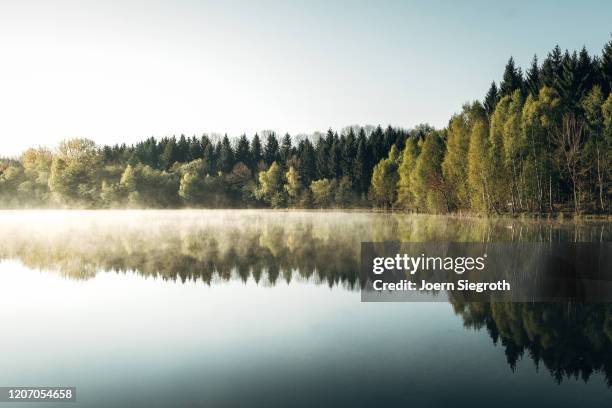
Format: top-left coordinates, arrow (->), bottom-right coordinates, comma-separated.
0,210 -> 609,285
0,210 -> 610,390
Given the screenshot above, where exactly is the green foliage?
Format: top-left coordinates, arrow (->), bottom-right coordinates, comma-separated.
256,161 -> 284,207
284,166 -> 301,205
1,39 -> 611,213
369,145 -> 400,208
467,121 -> 491,213
410,132 -> 448,213
334,176 -> 353,207
395,137 -> 419,210
310,178 -> 335,208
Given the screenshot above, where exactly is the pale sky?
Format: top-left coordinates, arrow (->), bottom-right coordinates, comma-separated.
0,0 -> 610,156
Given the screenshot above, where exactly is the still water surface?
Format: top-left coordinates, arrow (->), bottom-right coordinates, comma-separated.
0,210 -> 610,407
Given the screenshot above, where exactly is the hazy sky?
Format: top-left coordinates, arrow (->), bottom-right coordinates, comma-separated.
0,0 -> 610,156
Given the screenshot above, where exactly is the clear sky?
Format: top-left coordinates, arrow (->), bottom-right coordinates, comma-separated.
0,0 -> 610,156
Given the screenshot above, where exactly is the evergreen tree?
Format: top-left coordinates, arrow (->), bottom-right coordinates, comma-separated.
235,134 -> 251,167
576,47 -> 595,97
484,82 -> 499,117
280,133 -> 293,166
541,45 -> 563,90
297,139 -> 316,186
315,136 -> 329,179
263,133 -> 280,166
600,37 -> 612,96
176,134 -> 189,163
353,130 -> 369,196
558,51 -> 580,110
525,55 -> 541,97
219,135 -> 235,173
188,136 -> 204,161
500,57 -> 524,96
201,142 -> 215,175
161,137 -> 177,169
328,138 -> 341,179
341,129 -> 356,181
250,133 -> 263,170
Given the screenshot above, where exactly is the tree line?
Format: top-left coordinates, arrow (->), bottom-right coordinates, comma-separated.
1,39 -> 611,214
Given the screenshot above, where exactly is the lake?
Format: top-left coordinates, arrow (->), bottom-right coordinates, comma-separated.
0,210 -> 610,407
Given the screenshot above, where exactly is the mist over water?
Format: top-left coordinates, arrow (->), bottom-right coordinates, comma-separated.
0,210 -> 610,407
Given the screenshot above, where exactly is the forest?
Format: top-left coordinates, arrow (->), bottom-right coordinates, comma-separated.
1,39 -> 611,214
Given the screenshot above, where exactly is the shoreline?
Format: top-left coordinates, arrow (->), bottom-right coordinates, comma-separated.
0,207 -> 609,221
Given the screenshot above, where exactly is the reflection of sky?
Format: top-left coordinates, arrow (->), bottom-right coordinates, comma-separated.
0,261 -> 610,407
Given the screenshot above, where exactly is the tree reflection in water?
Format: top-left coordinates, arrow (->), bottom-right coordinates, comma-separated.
0,210 -> 610,386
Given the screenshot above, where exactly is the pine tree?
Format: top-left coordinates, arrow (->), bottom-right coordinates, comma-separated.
188,136 -> 203,161
353,130 -> 368,196
297,139 -> 316,186
577,47 -> 595,97
219,135 -> 235,173
235,135 -> 251,167
250,133 -> 263,170
500,57 -> 524,96
558,51 -> 580,109
484,82 -> 499,117
541,45 -> 563,91
315,136 -> 329,179
341,129 -> 356,181
280,133 -> 293,166
328,139 -> 341,179
526,55 -> 540,97
177,134 -> 189,163
600,37 -> 612,96
263,133 -> 280,166
201,142 -> 214,175
161,137 -> 177,170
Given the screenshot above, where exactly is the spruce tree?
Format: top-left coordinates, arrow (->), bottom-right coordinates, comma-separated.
219,135 -> 235,173
315,136 -> 329,179
328,139 -> 341,179
297,139 -> 316,186
526,55 -> 541,97
250,133 -> 263,170
353,130 -> 368,196
500,57 -> 524,97
280,133 -> 293,166
484,82 -> 499,117
235,135 -> 251,167
600,37 -> 612,96
263,133 -> 280,166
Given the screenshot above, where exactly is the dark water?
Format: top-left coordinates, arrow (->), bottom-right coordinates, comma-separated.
0,210 -> 610,407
